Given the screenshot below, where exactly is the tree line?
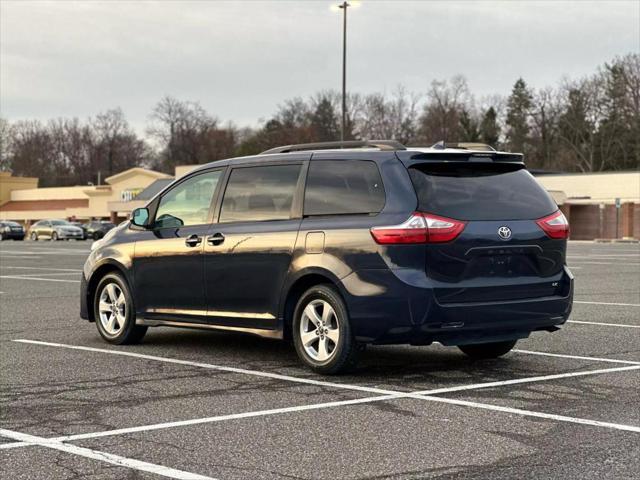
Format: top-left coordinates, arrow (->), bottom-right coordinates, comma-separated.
1,53 -> 637,187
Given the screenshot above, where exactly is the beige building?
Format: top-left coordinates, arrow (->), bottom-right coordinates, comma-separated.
535,171 -> 640,240
535,171 -> 640,205
0,168 -> 170,224
0,172 -> 39,206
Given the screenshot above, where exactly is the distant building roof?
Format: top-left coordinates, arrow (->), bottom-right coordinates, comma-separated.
136,178 -> 174,201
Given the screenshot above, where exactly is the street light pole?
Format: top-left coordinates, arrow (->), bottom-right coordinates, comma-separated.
339,1 -> 349,142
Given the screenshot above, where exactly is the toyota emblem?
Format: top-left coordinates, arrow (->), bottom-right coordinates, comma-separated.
497,226 -> 512,240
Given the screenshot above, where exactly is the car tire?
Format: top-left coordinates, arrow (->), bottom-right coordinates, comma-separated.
93,232 -> 101,240
0,232 -> 3,241
293,284 -> 359,375
51,231 -> 58,241
458,340 -> 517,359
94,272 -> 147,345
30,232 -> 38,241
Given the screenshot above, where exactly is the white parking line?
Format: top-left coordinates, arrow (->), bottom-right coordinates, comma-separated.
568,261 -> 640,266
414,396 -> 640,433
12,339 -> 397,395
0,275 -> 80,283
8,272 -> 80,277
513,349 -> 640,365
0,266 -> 83,272
574,300 -> 640,307
568,320 -> 640,328
0,428 -> 216,479
8,339 -> 640,439
567,252 -> 640,259
0,364 -> 631,451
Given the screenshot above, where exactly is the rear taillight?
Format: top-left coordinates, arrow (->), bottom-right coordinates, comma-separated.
536,210 -> 569,239
370,213 -> 466,244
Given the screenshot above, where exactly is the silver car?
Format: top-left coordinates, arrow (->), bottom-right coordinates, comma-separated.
28,219 -> 85,241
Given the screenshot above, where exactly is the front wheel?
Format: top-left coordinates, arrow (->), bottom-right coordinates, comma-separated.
293,284 -> 359,375
458,340 -> 517,359
30,232 -> 38,241
51,231 -> 58,241
94,272 -> 147,345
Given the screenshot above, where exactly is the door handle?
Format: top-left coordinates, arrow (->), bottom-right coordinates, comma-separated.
185,234 -> 202,247
207,233 -> 225,246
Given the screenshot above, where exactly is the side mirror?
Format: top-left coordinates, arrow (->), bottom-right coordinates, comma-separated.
131,207 -> 150,228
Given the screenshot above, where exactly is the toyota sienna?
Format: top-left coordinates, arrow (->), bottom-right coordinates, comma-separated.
80,141 -> 573,374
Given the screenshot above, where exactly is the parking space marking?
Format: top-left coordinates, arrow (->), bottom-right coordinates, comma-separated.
514,349 -> 640,365
1,363 -> 637,452
0,275 -> 80,283
6,338 -> 639,446
8,272 -> 81,277
0,428 -> 215,479
0,266 -> 83,272
410,364 -> 640,395
568,320 -> 640,328
574,300 -> 640,307
568,261 -> 640,266
413,396 -> 640,434
12,339 -> 399,396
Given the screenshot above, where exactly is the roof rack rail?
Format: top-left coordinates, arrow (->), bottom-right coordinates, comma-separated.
261,140 -> 407,155
431,141 -> 496,152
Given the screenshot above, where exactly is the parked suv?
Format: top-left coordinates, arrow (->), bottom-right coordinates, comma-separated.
80,141 -> 573,374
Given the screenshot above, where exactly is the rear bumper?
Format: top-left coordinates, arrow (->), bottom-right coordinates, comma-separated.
341,266 -> 574,345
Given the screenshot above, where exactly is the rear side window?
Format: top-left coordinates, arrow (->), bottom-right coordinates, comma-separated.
408,163 -> 557,221
219,164 -> 302,223
304,160 -> 385,215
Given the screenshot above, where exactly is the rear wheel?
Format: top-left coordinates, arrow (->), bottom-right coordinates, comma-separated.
0,232 -> 3,241
94,272 -> 147,344
293,284 -> 359,375
458,340 -> 517,359
51,231 -> 58,241
30,232 -> 38,241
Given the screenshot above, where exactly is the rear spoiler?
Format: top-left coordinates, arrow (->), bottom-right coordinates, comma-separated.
395,150 -> 524,167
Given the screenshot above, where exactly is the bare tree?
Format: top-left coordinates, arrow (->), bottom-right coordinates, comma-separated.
148,96 -> 231,170
418,75 -> 472,144
0,118 -> 12,171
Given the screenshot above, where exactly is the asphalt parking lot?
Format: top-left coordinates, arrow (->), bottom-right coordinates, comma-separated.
1,240 -> 638,480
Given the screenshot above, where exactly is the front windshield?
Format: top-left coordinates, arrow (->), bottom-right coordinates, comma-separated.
51,220 -> 70,226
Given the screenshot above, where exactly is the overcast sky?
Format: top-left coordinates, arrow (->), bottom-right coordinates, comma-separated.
1,0 -> 638,133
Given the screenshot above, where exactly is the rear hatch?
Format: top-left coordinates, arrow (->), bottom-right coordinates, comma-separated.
407,161 -> 568,304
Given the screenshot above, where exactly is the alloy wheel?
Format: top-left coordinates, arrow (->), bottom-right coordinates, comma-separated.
98,283 -> 126,336
299,299 -> 340,362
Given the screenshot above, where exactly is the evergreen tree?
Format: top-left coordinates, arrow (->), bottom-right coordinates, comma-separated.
458,109 -> 480,142
505,78 -> 533,153
480,107 -> 500,147
310,97 -> 339,142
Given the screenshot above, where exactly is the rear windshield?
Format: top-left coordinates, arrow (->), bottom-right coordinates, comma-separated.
408,163 -> 557,221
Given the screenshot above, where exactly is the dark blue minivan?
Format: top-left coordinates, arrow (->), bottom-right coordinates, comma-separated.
80,141 -> 573,374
